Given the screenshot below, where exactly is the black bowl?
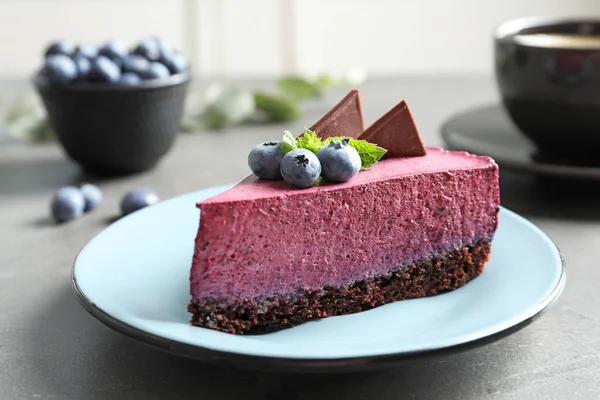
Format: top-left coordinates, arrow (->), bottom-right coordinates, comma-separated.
494,17 -> 600,160
34,73 -> 190,175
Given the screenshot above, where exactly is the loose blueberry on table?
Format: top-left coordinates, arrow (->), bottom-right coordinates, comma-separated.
50,186 -> 86,223
120,189 -> 160,216
50,184 -> 103,223
79,183 -> 103,212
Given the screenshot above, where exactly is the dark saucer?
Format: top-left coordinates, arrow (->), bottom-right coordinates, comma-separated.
440,104 -> 600,181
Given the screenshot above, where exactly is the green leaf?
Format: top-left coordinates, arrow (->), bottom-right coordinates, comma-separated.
253,91 -> 301,122
4,94 -> 55,143
323,136 -> 387,170
180,117 -> 203,133
5,117 -> 55,143
203,104 -> 229,130
34,119 -> 54,142
280,130 -> 298,154
296,129 -> 323,154
349,139 -> 387,170
203,88 -> 256,130
276,76 -> 319,102
280,131 -> 387,170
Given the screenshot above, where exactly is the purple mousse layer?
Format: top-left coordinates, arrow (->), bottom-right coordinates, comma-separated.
191,147 -> 500,302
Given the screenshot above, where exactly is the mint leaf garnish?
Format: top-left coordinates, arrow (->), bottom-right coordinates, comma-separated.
324,136 -> 387,170
279,131 -> 387,170
349,139 -> 387,169
296,128 -> 323,154
280,130 -> 298,154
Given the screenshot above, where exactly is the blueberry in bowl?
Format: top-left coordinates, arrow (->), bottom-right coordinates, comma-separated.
44,40 -> 76,57
122,55 -> 150,76
132,38 -> 162,61
42,54 -> 79,84
88,55 -> 121,83
74,43 -> 99,60
34,37 -> 191,176
98,39 -> 128,67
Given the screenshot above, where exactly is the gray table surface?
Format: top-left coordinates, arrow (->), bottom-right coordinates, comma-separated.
1,76 -> 599,400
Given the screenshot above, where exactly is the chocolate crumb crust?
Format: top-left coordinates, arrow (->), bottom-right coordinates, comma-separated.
189,240 -> 491,335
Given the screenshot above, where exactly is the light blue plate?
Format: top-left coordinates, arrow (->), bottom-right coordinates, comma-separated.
73,185 -> 565,371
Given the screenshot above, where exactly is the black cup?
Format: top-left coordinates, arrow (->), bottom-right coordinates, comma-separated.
494,17 -> 600,160
35,73 -> 190,175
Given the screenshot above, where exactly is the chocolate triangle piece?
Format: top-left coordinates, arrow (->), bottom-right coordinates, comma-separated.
309,89 -> 365,140
359,100 -> 426,157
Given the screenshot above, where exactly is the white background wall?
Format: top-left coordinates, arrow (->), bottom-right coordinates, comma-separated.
0,0 -> 599,77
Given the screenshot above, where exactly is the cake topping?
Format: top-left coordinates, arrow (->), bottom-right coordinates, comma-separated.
246,93 -> 430,189
317,139 -> 361,183
247,129 -> 387,189
324,135 -> 387,169
296,129 -> 324,154
310,89 -> 365,140
280,149 -> 322,189
359,100 -> 426,158
248,141 -> 286,180
283,129 -> 386,170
